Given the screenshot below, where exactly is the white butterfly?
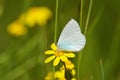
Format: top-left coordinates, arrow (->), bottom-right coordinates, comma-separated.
57,19 -> 86,52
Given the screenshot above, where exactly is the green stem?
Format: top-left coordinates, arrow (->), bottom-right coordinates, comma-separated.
91,74 -> 93,80
77,51 -> 83,80
53,0 -> 59,80
77,0 -> 93,80
77,0 -> 84,79
80,0 -> 83,27
100,59 -> 104,80
54,0 -> 59,43
84,0 -> 93,35
88,7 -> 103,34
23,0 -> 31,12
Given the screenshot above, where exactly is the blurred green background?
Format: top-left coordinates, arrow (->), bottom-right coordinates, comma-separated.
0,0 -> 120,80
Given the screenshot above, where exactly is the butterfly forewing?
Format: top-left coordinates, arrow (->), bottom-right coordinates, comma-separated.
57,19 -> 86,52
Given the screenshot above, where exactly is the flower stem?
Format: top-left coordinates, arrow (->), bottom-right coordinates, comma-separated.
77,0 -> 93,80
84,0 -> 93,35
100,59 -> 104,80
77,0 -> 84,79
80,0 -> 83,27
91,74 -> 93,80
54,0 -> 59,43
53,0 -> 59,80
23,0 -> 31,12
77,51 -> 83,80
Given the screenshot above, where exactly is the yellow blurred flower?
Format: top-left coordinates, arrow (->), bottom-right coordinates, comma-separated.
71,69 -> 76,80
19,6 -> 52,27
45,66 -> 66,80
65,60 -> 75,70
44,43 -> 75,66
45,70 -> 66,80
45,66 -> 76,80
44,72 -> 53,80
71,69 -> 76,76
54,67 -> 66,80
71,78 -> 76,80
7,21 -> 27,37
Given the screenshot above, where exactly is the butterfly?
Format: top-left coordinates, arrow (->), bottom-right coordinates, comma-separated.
57,19 -> 86,52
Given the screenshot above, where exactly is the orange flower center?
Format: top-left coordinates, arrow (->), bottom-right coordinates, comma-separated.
55,51 -> 64,57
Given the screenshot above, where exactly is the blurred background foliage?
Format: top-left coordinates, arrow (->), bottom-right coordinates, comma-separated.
0,0 -> 120,80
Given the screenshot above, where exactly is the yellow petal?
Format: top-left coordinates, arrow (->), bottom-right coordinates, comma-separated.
51,43 -> 57,50
44,50 -> 55,54
53,57 -> 60,66
44,55 -> 55,63
71,69 -> 76,76
71,78 -> 76,80
45,72 -> 53,80
54,71 -> 64,78
65,60 -> 74,70
60,55 -> 68,62
64,53 -> 75,58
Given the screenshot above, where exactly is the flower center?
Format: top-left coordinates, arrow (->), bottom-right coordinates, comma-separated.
55,51 -> 64,57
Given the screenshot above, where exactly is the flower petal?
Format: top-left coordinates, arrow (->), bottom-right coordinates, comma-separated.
71,69 -> 76,76
60,55 -> 68,62
44,55 -> 55,63
71,78 -> 76,80
53,57 -> 60,66
65,60 -> 74,69
44,50 -> 55,54
64,53 -> 75,58
51,43 -> 57,50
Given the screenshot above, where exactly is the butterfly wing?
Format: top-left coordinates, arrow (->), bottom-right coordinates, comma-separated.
57,19 -> 86,52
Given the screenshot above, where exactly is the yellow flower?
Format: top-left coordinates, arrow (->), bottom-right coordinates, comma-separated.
7,21 -> 27,37
71,69 -> 76,76
70,69 -> 76,80
54,68 -> 66,80
71,78 -> 76,80
44,72 -> 52,80
45,70 -> 66,80
55,67 -> 76,80
45,66 -> 76,80
19,6 -> 52,27
65,60 -> 75,70
44,43 -> 75,66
